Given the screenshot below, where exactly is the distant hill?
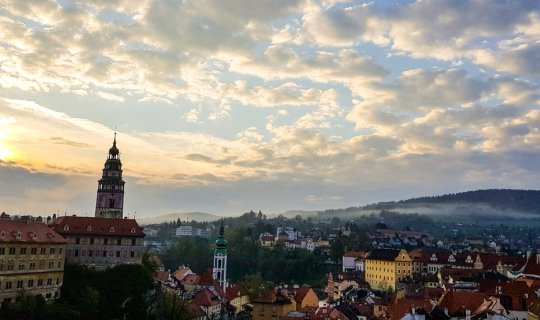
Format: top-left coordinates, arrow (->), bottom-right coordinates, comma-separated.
318,189 -> 540,218
137,212 -> 222,225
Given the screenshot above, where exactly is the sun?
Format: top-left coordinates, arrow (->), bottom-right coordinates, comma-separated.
0,144 -> 13,160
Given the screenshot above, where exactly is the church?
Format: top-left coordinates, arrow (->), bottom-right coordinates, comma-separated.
50,134 -> 145,268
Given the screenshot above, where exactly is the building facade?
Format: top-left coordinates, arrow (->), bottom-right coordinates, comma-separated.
95,133 -> 125,219
365,249 -> 412,291
50,216 -> 144,268
0,219 -> 67,305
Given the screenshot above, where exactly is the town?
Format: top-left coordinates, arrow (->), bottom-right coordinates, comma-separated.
2,137 -> 540,320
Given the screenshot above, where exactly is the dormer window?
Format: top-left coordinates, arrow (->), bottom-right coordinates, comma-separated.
64,225 -> 70,231
16,231 -> 22,240
448,255 -> 455,263
109,227 -> 115,233
87,226 -> 92,232
466,255 -> 472,263
130,227 -> 136,234
0,230 -> 5,238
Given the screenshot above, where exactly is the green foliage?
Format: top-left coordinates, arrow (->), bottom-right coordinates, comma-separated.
160,237 -> 213,273
60,264 -> 154,320
0,294 -> 80,320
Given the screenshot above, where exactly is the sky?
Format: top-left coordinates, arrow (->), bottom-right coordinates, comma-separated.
0,0 -> 539,217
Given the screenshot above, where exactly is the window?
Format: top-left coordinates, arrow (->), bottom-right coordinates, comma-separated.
59,248 -> 63,254
0,248 -> 4,255
39,261 -> 45,269
57,262 -> 62,268
103,250 -> 107,257
9,247 -> 15,255
20,247 -> 27,254
90,238 -> 94,245
47,278 -> 52,286
117,239 -> 122,245
37,279 -> 43,286
74,250 -> 79,257
56,278 -> 60,285
116,251 -> 120,257
31,248 -> 37,255
48,261 -> 54,269
0,263 -> 3,271
104,238 -> 108,245
5,281 -> 12,289
40,248 -> 46,254
109,199 -> 115,208
29,262 -> 36,270
130,251 -> 135,258
28,280 -> 34,287
18,263 -> 25,270
131,238 -> 136,246
89,250 -> 93,257
7,263 -> 14,271
50,248 -> 55,255
16,280 -> 23,288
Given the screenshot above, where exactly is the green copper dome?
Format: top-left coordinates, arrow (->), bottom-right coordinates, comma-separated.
215,220 -> 227,255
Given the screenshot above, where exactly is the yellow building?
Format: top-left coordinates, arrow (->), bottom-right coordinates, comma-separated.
365,249 -> 412,291
0,218 -> 67,305
252,289 -> 296,320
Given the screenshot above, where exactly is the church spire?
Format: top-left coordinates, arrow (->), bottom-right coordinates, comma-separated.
95,133 -> 125,219
213,218 -> 228,293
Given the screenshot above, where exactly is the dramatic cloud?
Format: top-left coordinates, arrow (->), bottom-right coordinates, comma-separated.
0,0 -> 539,216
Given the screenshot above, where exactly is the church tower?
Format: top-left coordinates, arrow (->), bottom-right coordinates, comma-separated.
213,219 -> 227,293
95,133 -> 125,219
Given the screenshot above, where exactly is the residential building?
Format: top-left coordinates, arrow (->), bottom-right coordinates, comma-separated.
0,219 -> 67,305
50,216 -> 144,268
176,226 -> 194,237
342,251 -> 367,272
365,249 -> 412,291
226,284 -> 250,315
252,289 -> 296,320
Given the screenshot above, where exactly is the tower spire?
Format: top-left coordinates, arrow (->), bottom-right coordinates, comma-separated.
95,133 -> 125,219
213,218 -> 228,293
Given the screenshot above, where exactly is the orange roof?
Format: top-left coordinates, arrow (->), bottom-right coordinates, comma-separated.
51,216 -> 144,237
0,219 -> 66,244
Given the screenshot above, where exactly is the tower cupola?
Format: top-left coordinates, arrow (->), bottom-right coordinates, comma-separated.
95,133 -> 125,219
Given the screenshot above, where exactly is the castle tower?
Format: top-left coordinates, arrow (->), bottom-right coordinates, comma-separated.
95,133 -> 125,219
213,219 -> 227,293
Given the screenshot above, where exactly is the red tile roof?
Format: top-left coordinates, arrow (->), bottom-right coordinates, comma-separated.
51,216 -> 144,237
226,284 -> 248,300
343,251 -> 367,258
192,287 -> 221,307
155,271 -> 170,282
0,219 -> 66,244
388,298 -> 433,320
294,287 -> 313,303
438,291 -> 488,315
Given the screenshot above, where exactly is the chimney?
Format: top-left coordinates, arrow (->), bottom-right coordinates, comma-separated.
536,253 -> 540,264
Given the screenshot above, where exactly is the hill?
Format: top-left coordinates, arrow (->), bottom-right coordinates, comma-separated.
318,189 -> 540,219
137,211 -> 222,225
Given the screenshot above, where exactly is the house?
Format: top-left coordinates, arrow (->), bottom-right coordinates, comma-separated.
226,284 -> 250,315
365,249 -> 412,291
293,287 -> 319,311
192,287 -> 222,319
342,251 -> 368,272
252,289 -> 296,320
